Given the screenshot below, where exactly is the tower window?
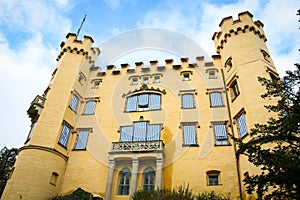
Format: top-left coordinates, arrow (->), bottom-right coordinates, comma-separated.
125,93 -> 161,112
209,92 -> 223,107
225,57 -> 233,71
143,168 -> 155,191
69,94 -> 79,112
213,123 -> 229,146
50,172 -> 59,186
181,93 -> 195,109
236,112 -> 248,138
230,80 -> 240,101
58,123 -> 72,148
74,130 -> 90,150
83,100 -> 97,115
181,122 -> 198,146
118,168 -> 131,195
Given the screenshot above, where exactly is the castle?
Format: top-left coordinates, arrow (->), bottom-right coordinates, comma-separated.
1,11 -> 279,200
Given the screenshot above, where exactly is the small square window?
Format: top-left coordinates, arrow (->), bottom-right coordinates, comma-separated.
206,170 -> 220,186
143,77 -> 149,84
154,76 -> 160,83
94,81 -> 100,88
209,71 -> 216,79
132,78 -> 138,85
208,175 -> 219,185
183,73 -> 190,81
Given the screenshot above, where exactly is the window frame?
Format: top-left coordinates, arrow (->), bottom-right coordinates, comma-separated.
212,122 -> 229,146
181,122 -> 198,146
209,92 -> 224,107
181,93 -> 195,109
143,168 -> 155,191
125,93 -> 161,112
230,80 -> 240,101
69,93 -> 79,112
206,170 -> 221,186
118,168 -> 131,196
58,122 -> 72,148
119,122 -> 162,142
74,129 -> 91,150
83,100 -> 97,115
235,111 -> 248,138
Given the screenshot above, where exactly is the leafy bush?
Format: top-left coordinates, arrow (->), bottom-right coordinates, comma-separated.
132,185 -> 230,200
52,188 -> 91,200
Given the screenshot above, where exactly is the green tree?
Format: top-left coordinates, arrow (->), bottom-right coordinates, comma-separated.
0,147 -> 18,197
236,64 -> 300,199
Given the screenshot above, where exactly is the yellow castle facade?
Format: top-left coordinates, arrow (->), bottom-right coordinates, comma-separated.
1,11 -> 279,200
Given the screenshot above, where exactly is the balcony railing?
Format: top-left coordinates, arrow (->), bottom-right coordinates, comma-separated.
111,140 -> 163,153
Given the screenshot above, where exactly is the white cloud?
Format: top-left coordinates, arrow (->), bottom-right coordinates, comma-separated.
136,0 -> 299,76
103,0 -> 122,10
0,0 -> 72,148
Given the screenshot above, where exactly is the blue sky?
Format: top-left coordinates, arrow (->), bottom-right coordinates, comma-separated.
0,0 -> 299,148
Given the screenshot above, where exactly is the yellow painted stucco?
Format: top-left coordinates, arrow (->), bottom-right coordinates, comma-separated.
2,11 -> 279,200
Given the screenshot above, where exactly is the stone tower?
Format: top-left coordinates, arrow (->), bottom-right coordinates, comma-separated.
1,34 -> 100,200
212,11 -> 279,199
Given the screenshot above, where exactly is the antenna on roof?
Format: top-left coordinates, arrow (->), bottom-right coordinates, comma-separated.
76,14 -> 86,38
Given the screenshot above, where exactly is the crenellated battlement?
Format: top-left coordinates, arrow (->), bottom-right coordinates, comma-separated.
57,33 -> 100,63
212,11 -> 267,53
94,56 -> 215,76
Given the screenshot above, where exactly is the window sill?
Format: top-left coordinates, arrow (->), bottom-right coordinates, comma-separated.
182,144 -> 199,147
214,143 -> 231,146
207,184 -> 222,186
72,148 -> 87,151
210,105 -> 225,108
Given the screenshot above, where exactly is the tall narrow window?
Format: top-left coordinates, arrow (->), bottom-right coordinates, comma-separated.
83,100 -> 96,114
26,123 -> 35,141
230,80 -> 240,101
237,113 -> 248,138
181,93 -> 195,109
182,123 -> 197,146
118,168 -> 131,195
70,94 -> 79,112
74,130 -> 90,150
213,124 -> 229,145
133,122 -> 147,141
143,168 -> 155,191
209,92 -> 223,107
58,123 -> 71,147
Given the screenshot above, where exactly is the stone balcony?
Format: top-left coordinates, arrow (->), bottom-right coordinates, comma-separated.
27,95 -> 46,123
110,140 -> 164,154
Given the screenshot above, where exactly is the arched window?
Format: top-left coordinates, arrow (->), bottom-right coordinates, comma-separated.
118,168 -> 131,195
143,168 -> 155,191
125,93 -> 161,112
